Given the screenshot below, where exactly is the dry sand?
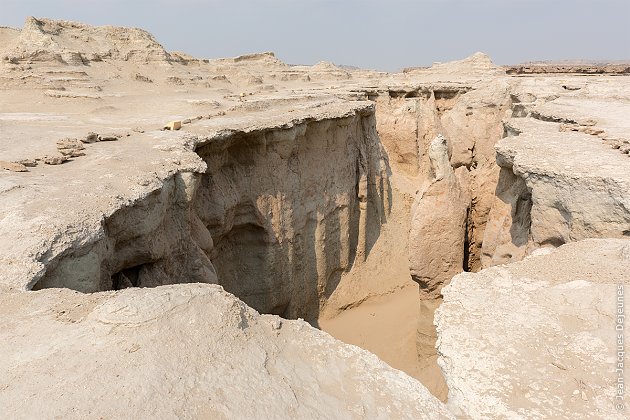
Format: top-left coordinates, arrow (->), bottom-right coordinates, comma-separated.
320,287 -> 448,401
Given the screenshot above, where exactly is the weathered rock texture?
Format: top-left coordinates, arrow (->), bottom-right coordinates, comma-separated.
3,17 -> 178,64
374,73 -> 512,280
194,109 -> 390,319
480,166 -> 532,267
0,283 -> 452,419
409,135 -> 470,296
26,103 -> 389,323
32,170 -> 219,292
2,16 -> 630,418
436,239 -> 630,419
482,117 -> 630,266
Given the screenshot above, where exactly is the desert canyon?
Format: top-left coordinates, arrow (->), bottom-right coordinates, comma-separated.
0,17 -> 629,419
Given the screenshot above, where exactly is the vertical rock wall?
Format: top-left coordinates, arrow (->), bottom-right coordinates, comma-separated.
375,82 -> 512,294
189,111 -> 392,321
34,108 -> 392,323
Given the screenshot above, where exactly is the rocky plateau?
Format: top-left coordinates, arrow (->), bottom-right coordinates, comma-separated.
1,17 -> 629,419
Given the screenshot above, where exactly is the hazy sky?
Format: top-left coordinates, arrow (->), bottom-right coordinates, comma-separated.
3,0 -> 629,71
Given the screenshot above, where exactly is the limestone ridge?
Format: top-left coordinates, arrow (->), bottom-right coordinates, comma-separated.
404,52 -> 504,76
2,17 -> 179,64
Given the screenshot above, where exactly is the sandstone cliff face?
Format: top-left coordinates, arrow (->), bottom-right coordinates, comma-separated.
375,80 -> 512,293
375,85 -> 468,180
436,239 -> 630,419
482,117 -> 630,265
194,109 -> 390,319
439,81 -> 513,271
480,167 -> 532,267
31,104 -> 390,322
408,135 -> 470,296
0,284 -> 453,419
32,170 -> 218,292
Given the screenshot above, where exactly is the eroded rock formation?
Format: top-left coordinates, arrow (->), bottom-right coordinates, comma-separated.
4,16 -> 178,64
1,16 -> 630,418
28,104 -> 390,323
436,239 -> 630,419
194,110 -> 390,319
482,114 -> 630,267
374,76 -> 512,277
408,135 -> 470,296
0,284 -> 452,419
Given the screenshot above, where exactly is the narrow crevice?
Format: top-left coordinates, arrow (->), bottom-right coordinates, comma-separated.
463,208 -> 471,272
111,264 -> 144,289
529,110 -> 578,125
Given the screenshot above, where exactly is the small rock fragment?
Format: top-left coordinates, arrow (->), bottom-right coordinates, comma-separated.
134,73 -> 153,83
57,138 -> 86,157
60,149 -> 86,157
271,319 -> 282,330
164,121 -> 182,131
42,154 -> 69,165
0,160 -> 28,172
99,134 -> 121,141
16,159 -> 37,167
57,138 -> 84,150
583,127 -> 604,136
559,123 -> 579,132
82,132 -> 99,144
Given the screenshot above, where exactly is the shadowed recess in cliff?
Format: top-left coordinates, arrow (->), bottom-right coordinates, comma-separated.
194,114 -> 392,322
32,111 -> 392,325
375,82 -> 513,296
33,172 -> 218,293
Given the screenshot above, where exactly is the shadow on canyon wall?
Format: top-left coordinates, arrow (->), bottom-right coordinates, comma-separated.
34,113 -> 393,325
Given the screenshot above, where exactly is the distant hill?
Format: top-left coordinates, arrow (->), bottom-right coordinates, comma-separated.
517,59 -> 630,66
505,60 -> 630,75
